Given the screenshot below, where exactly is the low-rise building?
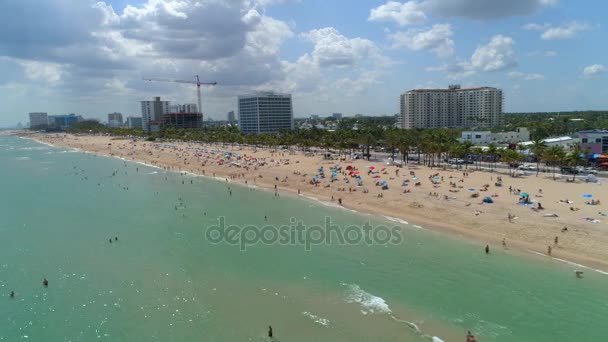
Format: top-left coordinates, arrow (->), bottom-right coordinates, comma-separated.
459,127 -> 530,145
578,130 -> 608,154
519,136 -> 580,150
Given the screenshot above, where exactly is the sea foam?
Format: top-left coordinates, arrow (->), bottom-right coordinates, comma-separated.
343,283 -> 391,314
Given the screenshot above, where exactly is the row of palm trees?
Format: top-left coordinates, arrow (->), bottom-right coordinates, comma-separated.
67,121 -> 589,179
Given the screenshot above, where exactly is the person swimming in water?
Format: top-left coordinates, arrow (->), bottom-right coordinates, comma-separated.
268,326 -> 273,339
485,245 -> 490,254
42,278 -> 49,287
10,291 -> 15,298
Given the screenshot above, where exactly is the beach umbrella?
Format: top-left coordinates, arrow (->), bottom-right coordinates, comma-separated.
600,162 -> 608,167
583,194 -> 593,198
346,165 -> 353,170
369,166 -> 375,170
520,192 -> 529,197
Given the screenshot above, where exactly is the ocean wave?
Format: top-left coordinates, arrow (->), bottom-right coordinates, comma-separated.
16,156 -> 31,160
343,283 -> 391,314
302,311 -> 330,327
18,146 -> 48,151
526,250 -> 608,275
383,216 -> 409,225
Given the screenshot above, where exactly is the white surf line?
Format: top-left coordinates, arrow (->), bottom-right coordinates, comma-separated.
526,250 -> 608,276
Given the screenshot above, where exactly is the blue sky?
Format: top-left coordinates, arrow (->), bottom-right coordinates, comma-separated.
0,0 -> 606,126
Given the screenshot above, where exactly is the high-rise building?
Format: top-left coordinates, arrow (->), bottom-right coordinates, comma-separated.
227,111 -> 236,123
126,117 -> 143,129
48,114 -> 81,130
141,97 -> 170,132
107,112 -> 124,128
29,112 -> 48,129
400,85 -> 503,129
238,92 -> 293,134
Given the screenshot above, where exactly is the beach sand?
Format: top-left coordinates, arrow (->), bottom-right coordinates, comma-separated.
18,132 -> 608,271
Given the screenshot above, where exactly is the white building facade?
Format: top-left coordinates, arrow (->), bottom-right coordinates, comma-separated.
29,112 -> 48,128
107,112 -> 124,128
460,127 -> 530,146
238,92 -> 293,134
141,97 -> 170,132
400,85 -> 503,129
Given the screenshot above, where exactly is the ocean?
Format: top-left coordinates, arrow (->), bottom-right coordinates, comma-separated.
1,135 -> 607,341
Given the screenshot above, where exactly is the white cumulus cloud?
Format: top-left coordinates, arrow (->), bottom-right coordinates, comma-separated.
389,24 -> 454,58
368,1 -> 427,26
470,35 -> 517,72
582,64 -> 606,78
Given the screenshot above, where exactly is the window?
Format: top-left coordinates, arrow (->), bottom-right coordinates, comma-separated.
582,138 -> 588,143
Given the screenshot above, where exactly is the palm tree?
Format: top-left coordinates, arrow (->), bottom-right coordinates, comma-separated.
566,143 -> 588,181
545,145 -> 566,180
501,149 -> 521,177
530,138 -> 547,177
486,143 -> 498,171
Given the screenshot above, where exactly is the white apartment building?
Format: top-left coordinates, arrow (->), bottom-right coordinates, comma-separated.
107,112 -> 123,128
141,97 -> 170,132
400,85 -> 503,129
238,92 -> 293,134
29,112 -> 48,128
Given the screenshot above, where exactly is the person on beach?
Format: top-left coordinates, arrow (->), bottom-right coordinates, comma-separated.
547,245 -> 552,256
502,238 -> 507,249
466,331 -> 477,342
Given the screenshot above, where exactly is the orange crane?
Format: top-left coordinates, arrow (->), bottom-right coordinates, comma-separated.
143,75 -> 217,119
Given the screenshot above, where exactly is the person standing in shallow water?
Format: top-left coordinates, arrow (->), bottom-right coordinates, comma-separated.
268,326 -> 273,339
485,245 -> 490,254
42,278 -> 49,287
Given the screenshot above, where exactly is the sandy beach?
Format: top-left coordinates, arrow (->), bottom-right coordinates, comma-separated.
15,131 -> 608,271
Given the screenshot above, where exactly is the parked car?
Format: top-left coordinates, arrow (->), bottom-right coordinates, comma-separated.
560,167 -> 579,175
518,164 -> 536,171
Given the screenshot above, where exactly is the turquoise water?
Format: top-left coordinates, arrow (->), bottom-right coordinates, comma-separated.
1,135 -> 608,341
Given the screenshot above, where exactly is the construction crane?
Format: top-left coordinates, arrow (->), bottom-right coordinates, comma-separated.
143,75 -> 217,119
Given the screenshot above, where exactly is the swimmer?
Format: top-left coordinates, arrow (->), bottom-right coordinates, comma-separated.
10,291 -> 15,298
42,278 -> 49,287
575,270 -> 584,278
268,326 -> 273,339
485,245 -> 490,254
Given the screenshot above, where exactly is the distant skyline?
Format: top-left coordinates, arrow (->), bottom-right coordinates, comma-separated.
1,0 -> 607,126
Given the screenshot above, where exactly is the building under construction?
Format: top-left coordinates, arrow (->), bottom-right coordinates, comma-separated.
160,112 -> 203,129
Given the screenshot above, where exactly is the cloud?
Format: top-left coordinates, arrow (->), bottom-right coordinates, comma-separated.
368,1 -> 427,26
508,71 -> 544,80
541,22 -> 592,40
429,34 -> 517,79
582,64 -> 606,78
389,24 -> 454,58
524,21 -> 592,40
17,59 -> 64,85
300,27 -> 380,67
470,35 -> 517,72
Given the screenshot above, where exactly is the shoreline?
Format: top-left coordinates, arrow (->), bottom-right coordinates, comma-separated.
13,132 -> 608,273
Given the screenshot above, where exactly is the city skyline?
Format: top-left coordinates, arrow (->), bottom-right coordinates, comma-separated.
1,0 -> 607,126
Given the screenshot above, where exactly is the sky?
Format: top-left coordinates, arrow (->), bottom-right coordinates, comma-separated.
0,0 -> 606,126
